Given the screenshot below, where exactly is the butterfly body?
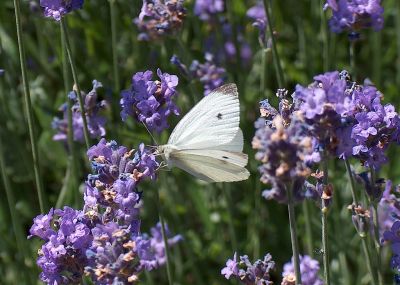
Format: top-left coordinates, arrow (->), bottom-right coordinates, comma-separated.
158,83 -> 250,182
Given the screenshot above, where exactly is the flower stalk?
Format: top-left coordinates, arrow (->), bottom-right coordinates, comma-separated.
287,183 -> 302,285
263,0 -> 285,88
60,17 -> 91,150
321,156 -> 331,285
13,0 -> 46,212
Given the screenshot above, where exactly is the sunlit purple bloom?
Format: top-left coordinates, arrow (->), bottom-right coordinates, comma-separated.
134,0 -> 186,41
282,255 -> 323,285
29,207 -> 92,285
194,0 -> 224,21
52,80 -> 107,143
378,181 -> 400,238
294,70 -> 400,169
40,0 -> 84,21
253,114 -> 315,203
190,53 -> 226,96
120,69 -> 180,133
221,252 -> 275,284
324,0 -> 384,33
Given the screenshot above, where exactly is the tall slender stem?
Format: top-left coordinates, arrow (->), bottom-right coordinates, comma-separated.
303,201 -> 314,257
60,17 -> 91,150
13,0 -> 45,212
263,0 -> 285,88
156,187 -> 173,285
0,133 -> 29,284
345,159 -> 358,205
109,0 -> 120,94
321,156 -> 331,285
361,236 -> 378,285
320,0 -> 329,71
349,41 -> 356,78
223,183 -> 238,252
287,184 -> 302,285
370,168 -> 384,285
345,160 -> 378,284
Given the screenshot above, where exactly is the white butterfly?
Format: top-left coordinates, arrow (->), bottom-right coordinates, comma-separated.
157,83 -> 250,182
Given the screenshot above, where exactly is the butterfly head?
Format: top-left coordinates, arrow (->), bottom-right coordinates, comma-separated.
156,144 -> 178,168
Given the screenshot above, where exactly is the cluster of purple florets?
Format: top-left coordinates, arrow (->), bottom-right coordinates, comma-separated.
252,104 -> 317,203
221,253 -> 275,284
294,71 -> 400,169
246,2 -> 267,46
282,255 -> 323,285
384,221 -> 400,274
40,0 -> 84,21
193,0 -> 224,21
52,80 -> 107,143
29,139 -> 181,284
120,69 -> 180,133
134,0 -> 187,41
221,252 -> 323,285
324,0 -> 384,34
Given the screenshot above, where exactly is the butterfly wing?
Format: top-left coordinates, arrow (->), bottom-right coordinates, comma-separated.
168,149 -> 250,182
167,83 -> 240,150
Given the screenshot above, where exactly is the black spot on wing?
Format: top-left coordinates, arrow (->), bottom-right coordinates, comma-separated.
217,113 -> 223,119
222,156 -> 229,159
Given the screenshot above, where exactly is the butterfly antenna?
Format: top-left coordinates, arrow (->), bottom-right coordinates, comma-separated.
141,121 -> 159,147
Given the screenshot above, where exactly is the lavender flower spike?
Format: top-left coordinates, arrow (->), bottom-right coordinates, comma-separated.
194,0 -> 224,21
282,255 -> 323,285
324,0 -> 384,33
134,0 -> 186,41
40,0 -> 84,21
221,252 -> 275,284
120,69 -> 180,133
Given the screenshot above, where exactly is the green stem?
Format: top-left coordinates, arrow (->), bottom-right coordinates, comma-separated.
223,183 -> 238,252
320,0 -> 329,71
303,201 -> 314,257
13,0 -> 46,212
287,184 -> 302,285
396,0 -> 400,87
60,17 -> 91,150
361,236 -> 378,285
349,41 -> 356,78
263,0 -> 285,88
156,187 -> 173,285
109,0 -> 120,94
345,160 -> 378,284
344,159 -> 358,205
321,157 -> 331,285
0,133 -> 29,284
60,21 -> 79,206
260,48 -> 269,98
370,168 -> 384,285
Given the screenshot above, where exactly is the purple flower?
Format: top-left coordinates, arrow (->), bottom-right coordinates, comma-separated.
253,114 -> 315,203
134,0 -> 186,41
29,207 -> 92,285
378,181 -> 400,238
221,252 -> 275,284
247,3 -> 267,46
383,221 -> 400,272
120,69 -> 180,133
52,80 -> 107,143
282,255 -> 323,285
294,70 -> 400,169
189,53 -> 226,96
40,0 -> 84,21
194,0 -> 224,21
324,0 -> 384,33
136,222 -> 182,270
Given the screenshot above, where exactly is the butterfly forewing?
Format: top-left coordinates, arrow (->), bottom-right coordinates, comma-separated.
167,83 -> 240,150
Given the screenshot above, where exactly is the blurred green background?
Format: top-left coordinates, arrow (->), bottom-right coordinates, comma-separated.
1,0 -> 400,284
